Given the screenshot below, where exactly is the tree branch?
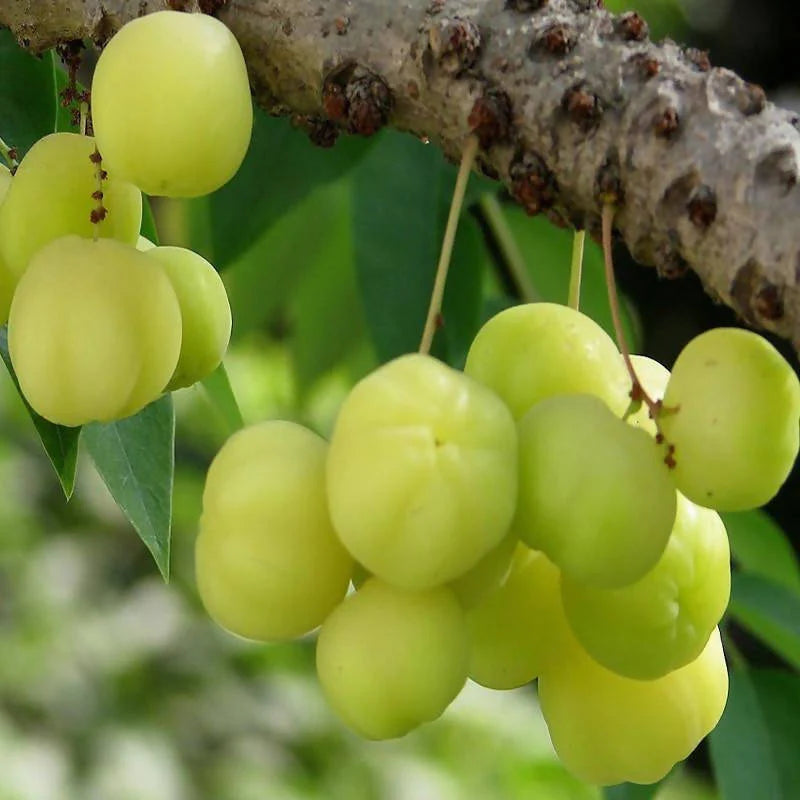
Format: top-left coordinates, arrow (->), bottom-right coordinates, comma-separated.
3,0 -> 800,348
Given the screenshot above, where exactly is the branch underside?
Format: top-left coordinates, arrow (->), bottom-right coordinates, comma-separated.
3,0 -> 800,349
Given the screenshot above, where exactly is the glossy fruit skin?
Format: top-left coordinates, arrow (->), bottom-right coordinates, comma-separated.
327,353 -> 518,590
136,235 -> 156,252
464,303 -> 629,419
539,626 -> 729,786
514,394 -> 676,588
196,421 -> 353,641
0,165 -> 13,321
660,328 -> 800,511
626,355 -> 670,436
467,546 -> 563,689
146,246 -> 231,390
316,578 -> 469,739
562,492 -> 731,679
8,236 -> 181,426
0,163 -> 10,203
0,133 -> 142,319
91,11 -> 253,197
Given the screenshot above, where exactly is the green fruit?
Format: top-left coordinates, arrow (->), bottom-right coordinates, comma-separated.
91,11 -> 253,197
316,578 -> 468,739
467,546 -> 564,689
450,527 -> 517,609
0,163 -> 10,203
660,328 -> 800,511
146,246 -> 231,390
196,421 -> 353,641
136,235 -> 156,252
562,492 -> 730,679
8,236 -> 181,426
514,394 -> 676,588
0,133 -> 142,318
626,355 -> 670,436
327,353 -> 518,590
464,302 -> 629,419
539,626 -> 728,786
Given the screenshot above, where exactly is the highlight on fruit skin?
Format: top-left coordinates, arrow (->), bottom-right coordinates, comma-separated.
326,352 -> 518,590
538,626 -> 729,786
659,327 -> 800,511
91,10 -> 253,197
464,302 -> 630,420
514,393 -> 676,588
0,133 -> 142,319
146,246 -> 232,390
316,578 -> 469,740
561,492 -> 731,680
8,235 -> 181,427
196,420 -> 353,642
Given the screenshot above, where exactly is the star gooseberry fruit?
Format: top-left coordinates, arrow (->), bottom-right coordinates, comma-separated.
196,421 -> 353,642
91,11 -> 253,197
625,354 -> 670,437
561,492 -> 730,680
145,246 -> 232,390
539,626 -> 729,786
514,393 -> 676,588
326,353 -> 518,590
8,236 -> 181,427
0,133 -> 142,319
467,545 -> 564,690
659,327 -> 800,511
316,578 -> 469,740
0,163 -> 10,203
464,302 -> 630,419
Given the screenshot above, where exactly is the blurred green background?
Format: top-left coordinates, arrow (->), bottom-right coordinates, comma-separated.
1,0 -> 800,797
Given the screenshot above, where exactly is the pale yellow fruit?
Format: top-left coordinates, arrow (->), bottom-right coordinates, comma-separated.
8,236 -> 180,426
467,546 -> 564,689
91,11 -> 253,197
197,421 -> 353,641
514,394 -> 676,588
316,578 -> 468,739
450,527 -> 517,609
539,627 -> 729,786
562,493 -> 731,679
0,133 -> 142,317
0,163 -> 10,203
146,246 -> 231,390
465,302 -> 630,419
136,235 -> 156,252
660,328 -> 800,511
626,355 -> 670,436
327,353 -> 518,590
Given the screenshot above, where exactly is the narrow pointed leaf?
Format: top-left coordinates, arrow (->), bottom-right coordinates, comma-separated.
200,363 -> 244,436
82,395 -> 175,580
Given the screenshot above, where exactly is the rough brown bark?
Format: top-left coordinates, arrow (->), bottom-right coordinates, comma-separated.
3,0 -> 800,348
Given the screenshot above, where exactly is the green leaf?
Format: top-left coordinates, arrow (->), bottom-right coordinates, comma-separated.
200,108 -> 374,268
0,326 -> 79,497
200,363 -> 244,436
0,30 -> 58,156
140,195 -> 159,244
728,572 -> 800,670
723,511 -> 800,596
82,395 -> 175,580
488,203 -> 640,349
605,782 -> 661,800
353,131 -> 446,362
710,668 -> 800,799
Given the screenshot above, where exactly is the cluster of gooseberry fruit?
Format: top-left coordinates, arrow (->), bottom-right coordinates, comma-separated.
196,297 -> 800,786
0,11 -> 252,426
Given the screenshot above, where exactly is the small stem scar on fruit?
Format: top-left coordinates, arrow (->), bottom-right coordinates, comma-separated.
0,137 -> 18,171
601,204 -> 676,464
568,229 -> 586,310
419,135 -> 479,355
479,193 -> 539,303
